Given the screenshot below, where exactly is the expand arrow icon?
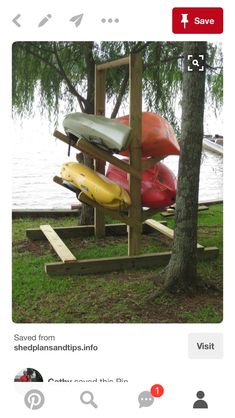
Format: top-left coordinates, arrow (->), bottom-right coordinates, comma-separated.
12,14 -> 21,27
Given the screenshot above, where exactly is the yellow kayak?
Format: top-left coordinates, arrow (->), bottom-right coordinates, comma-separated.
61,162 -> 131,210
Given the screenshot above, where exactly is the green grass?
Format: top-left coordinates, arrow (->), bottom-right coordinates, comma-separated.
12,216 -> 80,241
178,304 -> 223,323
12,204 -> 223,323
152,203 -> 223,250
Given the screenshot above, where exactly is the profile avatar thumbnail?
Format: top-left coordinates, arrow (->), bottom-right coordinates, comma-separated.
14,368 -> 43,382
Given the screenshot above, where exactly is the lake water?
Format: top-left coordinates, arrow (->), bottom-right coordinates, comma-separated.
12,118 -> 223,209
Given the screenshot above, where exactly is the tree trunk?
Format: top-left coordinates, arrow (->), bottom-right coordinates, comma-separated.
80,42 -> 95,225
161,42 -> 207,293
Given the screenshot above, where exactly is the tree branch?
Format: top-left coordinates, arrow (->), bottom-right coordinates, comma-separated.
111,70 -> 129,118
53,44 -> 86,111
29,42 -> 57,55
25,45 -> 63,77
143,55 -> 183,71
131,41 -> 153,53
110,48 -> 183,118
25,43 -> 86,112
205,63 -> 223,73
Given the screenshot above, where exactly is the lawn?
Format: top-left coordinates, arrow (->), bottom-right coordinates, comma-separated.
12,204 -> 223,323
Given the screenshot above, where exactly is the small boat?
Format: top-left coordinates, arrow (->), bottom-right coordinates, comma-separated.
63,112 -> 132,152
203,137 -> 223,156
117,112 -> 180,158
106,160 -> 177,209
60,162 -> 131,210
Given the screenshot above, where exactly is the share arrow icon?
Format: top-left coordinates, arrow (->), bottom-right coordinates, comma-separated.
70,14 -> 83,27
12,14 -> 21,27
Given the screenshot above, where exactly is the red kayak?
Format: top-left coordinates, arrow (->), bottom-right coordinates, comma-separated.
106,160 -> 177,209
117,112 -> 180,158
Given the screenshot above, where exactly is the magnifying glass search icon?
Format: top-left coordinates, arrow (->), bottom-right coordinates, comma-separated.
80,391 -> 98,408
192,59 -> 199,66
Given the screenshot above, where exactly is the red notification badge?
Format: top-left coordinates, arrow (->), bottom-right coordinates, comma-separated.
150,384 -> 164,398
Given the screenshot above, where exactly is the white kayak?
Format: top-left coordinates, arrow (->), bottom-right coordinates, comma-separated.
63,112 -> 132,153
203,138 -> 223,156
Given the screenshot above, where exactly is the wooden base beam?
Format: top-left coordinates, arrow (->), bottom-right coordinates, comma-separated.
26,222 -> 167,241
144,218 -> 174,239
144,218 -> 204,250
45,247 -> 219,276
40,225 -> 76,263
160,205 -> 209,218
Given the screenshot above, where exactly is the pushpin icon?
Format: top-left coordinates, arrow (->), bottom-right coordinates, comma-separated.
181,13 -> 188,29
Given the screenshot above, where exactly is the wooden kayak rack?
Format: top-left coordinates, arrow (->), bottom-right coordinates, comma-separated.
26,53 -> 219,276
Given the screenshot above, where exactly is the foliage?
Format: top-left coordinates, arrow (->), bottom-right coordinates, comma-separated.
206,43 -> 223,111
142,42 -> 184,130
12,42 -> 94,121
12,42 -> 223,133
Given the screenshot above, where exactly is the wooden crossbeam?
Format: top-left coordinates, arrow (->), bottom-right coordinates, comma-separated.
144,218 -> 204,249
53,175 -> 79,192
53,175 -> 162,225
78,192 -> 136,228
75,138 -> 141,179
96,57 -> 129,71
53,130 -> 141,179
53,176 -> 135,227
54,175 -> 162,225
142,208 -> 163,222
44,247 -> 219,276
141,156 -> 167,171
40,225 -> 76,263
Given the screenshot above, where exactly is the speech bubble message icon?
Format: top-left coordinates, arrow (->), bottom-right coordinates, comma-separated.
138,391 -> 154,408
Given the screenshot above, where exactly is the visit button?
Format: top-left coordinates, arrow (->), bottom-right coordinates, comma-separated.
188,333 -> 223,359
172,7 -> 223,34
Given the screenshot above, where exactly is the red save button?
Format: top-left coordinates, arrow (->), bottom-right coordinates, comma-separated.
172,7 -> 223,34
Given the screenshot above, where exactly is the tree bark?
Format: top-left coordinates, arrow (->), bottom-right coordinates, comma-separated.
160,42 -> 207,293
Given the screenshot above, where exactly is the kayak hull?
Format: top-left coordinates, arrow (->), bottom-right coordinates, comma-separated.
63,112 -> 132,152
60,162 -> 131,210
106,160 -> 177,209
63,112 -> 180,158
117,112 -> 180,158
203,138 -> 223,156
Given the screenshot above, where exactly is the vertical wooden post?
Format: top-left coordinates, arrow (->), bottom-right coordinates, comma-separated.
128,54 -> 142,256
94,67 -> 106,238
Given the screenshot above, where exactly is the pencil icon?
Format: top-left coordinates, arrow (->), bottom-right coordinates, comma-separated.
38,14 -> 52,27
